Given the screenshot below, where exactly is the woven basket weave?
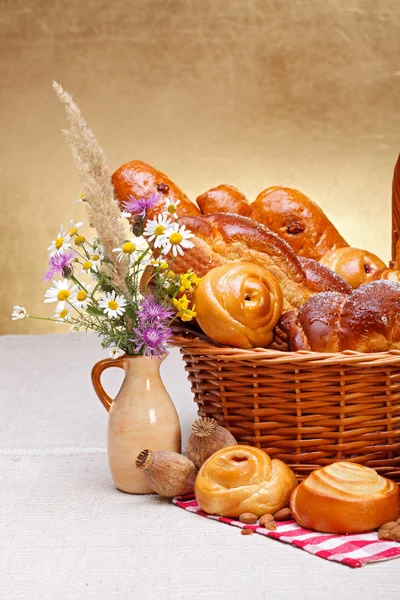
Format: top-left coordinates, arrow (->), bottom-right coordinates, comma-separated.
173,158 -> 400,482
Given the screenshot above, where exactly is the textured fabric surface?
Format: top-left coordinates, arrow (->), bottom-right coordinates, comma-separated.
173,496 -> 400,569
2,334 -> 400,598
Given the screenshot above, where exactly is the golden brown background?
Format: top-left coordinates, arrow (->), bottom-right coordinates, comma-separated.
1,0 -> 399,334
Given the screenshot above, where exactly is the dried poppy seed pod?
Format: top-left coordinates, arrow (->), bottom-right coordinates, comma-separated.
135,449 -> 197,497
187,417 -> 237,469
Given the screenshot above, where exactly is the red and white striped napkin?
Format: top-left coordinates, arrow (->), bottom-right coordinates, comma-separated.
173,495 -> 400,568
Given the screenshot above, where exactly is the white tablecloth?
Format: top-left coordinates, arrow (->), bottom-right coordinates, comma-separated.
1,334 -> 400,599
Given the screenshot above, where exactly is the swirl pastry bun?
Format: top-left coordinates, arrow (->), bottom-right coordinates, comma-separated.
320,247 -> 386,288
290,462 -> 400,534
194,262 -> 283,348
195,445 -> 298,517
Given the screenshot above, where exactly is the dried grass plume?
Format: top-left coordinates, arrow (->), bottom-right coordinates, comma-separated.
52,81 -> 128,292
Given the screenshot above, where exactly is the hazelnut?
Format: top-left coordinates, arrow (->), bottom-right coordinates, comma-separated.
239,512 -> 258,524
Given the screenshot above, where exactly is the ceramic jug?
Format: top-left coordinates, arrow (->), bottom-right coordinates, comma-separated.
91,354 -> 181,493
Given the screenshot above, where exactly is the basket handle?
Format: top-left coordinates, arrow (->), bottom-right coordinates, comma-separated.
391,153 -> 400,264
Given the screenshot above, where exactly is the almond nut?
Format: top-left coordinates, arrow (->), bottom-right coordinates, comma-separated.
259,514 -> 274,527
273,508 -> 292,521
239,512 -> 258,524
264,521 -> 277,531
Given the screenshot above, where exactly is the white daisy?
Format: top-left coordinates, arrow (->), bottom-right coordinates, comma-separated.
143,214 -> 173,247
92,239 -> 104,255
73,286 -> 92,310
119,211 -> 131,219
113,240 -> 138,265
164,198 -> 180,219
161,223 -> 195,257
44,279 -> 78,308
67,220 -> 83,237
99,291 -> 127,319
54,303 -> 73,323
109,347 -> 124,360
11,306 -> 28,320
74,193 -> 87,204
80,251 -> 103,274
89,250 -> 104,270
150,256 -> 169,270
48,227 -> 72,257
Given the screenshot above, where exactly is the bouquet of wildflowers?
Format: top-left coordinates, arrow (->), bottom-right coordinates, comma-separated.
12,83 -> 200,359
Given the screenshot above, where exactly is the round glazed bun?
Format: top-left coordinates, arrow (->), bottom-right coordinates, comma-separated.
195,445 -> 298,517
194,262 -> 283,349
290,462 -> 400,534
320,247 -> 386,288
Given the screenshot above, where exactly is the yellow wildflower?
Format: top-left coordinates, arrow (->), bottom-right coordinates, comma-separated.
178,306 -> 197,322
179,271 -> 201,294
172,294 -> 190,312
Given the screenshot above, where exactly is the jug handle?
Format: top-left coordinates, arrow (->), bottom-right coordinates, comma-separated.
91,356 -> 126,412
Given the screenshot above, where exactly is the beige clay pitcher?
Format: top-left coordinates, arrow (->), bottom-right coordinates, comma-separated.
91,354 -> 181,493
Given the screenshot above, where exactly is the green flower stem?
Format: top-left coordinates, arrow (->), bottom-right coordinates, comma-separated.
27,315 -> 63,323
70,275 -> 89,294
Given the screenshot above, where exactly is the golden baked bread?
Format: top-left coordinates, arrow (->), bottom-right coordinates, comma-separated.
290,462 -> 400,533
320,247 -> 387,288
174,214 -> 311,308
194,262 -> 283,349
112,160 -> 201,219
170,214 -> 352,308
252,186 -> 348,260
195,445 -> 298,517
298,257 -> 352,295
196,184 -> 259,219
280,280 -> 400,353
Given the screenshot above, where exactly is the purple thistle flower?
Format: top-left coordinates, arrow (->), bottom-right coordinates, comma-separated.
138,294 -> 174,325
122,192 -> 161,219
130,323 -> 172,358
42,250 -> 75,281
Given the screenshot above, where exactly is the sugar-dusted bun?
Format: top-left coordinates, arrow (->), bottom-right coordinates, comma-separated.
290,462 -> 400,534
194,262 -> 283,349
195,445 -> 298,517
112,160 -> 201,220
320,247 -> 387,288
298,257 -> 352,295
280,281 -> 400,353
252,186 -> 348,260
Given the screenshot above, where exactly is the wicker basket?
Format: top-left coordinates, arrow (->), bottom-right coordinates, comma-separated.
172,157 -> 400,482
